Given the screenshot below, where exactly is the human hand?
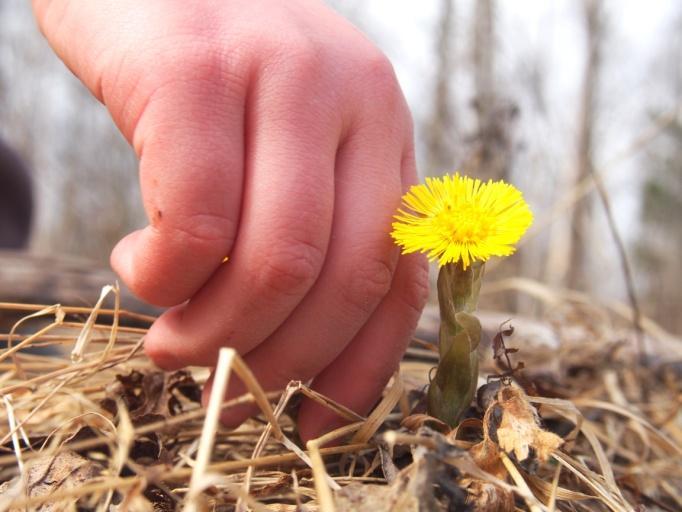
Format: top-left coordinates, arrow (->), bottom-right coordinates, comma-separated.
33,0 -> 428,440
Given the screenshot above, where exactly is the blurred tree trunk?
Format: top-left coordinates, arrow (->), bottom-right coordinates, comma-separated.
424,0 -> 457,176
467,0 -> 517,182
636,118 -> 682,334
635,11 -> 682,334
468,0 -> 520,312
567,0 -> 603,290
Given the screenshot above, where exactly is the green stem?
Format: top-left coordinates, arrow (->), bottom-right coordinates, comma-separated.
427,261 -> 484,427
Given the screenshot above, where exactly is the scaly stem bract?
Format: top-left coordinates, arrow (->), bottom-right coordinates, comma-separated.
427,261 -> 484,427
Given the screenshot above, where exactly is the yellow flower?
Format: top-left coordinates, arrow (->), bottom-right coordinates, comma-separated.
391,173 -> 533,268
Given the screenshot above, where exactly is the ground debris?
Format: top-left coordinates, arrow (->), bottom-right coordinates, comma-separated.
0,297 -> 679,511
0,450 -> 103,511
336,426 -> 469,511
101,369 -> 201,421
475,383 -> 563,466
334,482 -> 419,512
461,478 -> 514,512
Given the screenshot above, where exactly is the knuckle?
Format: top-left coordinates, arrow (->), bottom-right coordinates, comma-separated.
342,249 -> 397,315
262,33 -> 325,84
162,212 -> 236,250
360,52 -> 402,104
141,31 -> 250,93
363,51 -> 398,86
255,236 -> 325,297
348,50 -> 406,131
285,44 -> 324,83
252,35 -> 341,125
168,46 -> 248,92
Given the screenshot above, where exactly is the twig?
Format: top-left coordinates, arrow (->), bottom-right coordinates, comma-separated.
185,348 -> 235,512
0,302 -> 155,324
586,165 -> 646,365
306,423 -> 367,512
5,444 -> 372,509
3,396 -> 24,475
517,102 -> 682,249
499,452 -> 546,512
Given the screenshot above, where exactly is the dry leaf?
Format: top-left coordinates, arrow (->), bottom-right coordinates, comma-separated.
469,438 -> 507,480
492,385 -> 563,463
334,482 -> 419,512
101,370 -> 201,422
461,478 -> 514,512
468,383 -> 563,508
336,436 -> 461,512
400,413 -> 450,434
0,450 -> 103,511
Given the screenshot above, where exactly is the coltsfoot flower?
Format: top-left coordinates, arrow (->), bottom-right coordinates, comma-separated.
391,173 -> 533,268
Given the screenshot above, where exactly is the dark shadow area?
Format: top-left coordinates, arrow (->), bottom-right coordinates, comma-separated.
0,138 -> 32,249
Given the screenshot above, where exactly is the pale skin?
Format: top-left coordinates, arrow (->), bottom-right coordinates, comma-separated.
33,0 -> 429,441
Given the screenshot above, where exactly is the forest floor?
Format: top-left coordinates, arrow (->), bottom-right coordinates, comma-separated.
0,283 -> 680,511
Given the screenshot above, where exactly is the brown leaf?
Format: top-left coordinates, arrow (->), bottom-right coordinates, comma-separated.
461,478 -> 515,512
0,450 -> 103,511
335,482 -> 419,512
469,438 -> 507,480
493,386 -> 563,464
378,442 -> 400,484
468,383 -> 564,509
103,370 -> 201,421
167,370 -> 202,403
336,429 -> 469,512
400,413 -> 450,434
467,385 -> 560,511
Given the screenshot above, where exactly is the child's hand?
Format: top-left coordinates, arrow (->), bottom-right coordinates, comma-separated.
33,0 -> 428,439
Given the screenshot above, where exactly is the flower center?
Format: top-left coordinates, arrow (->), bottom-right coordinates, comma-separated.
437,203 -> 491,244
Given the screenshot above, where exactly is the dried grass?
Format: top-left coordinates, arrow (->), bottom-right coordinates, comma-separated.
0,281 -> 679,511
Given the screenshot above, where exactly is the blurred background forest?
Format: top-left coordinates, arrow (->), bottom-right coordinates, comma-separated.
0,0 -> 680,336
